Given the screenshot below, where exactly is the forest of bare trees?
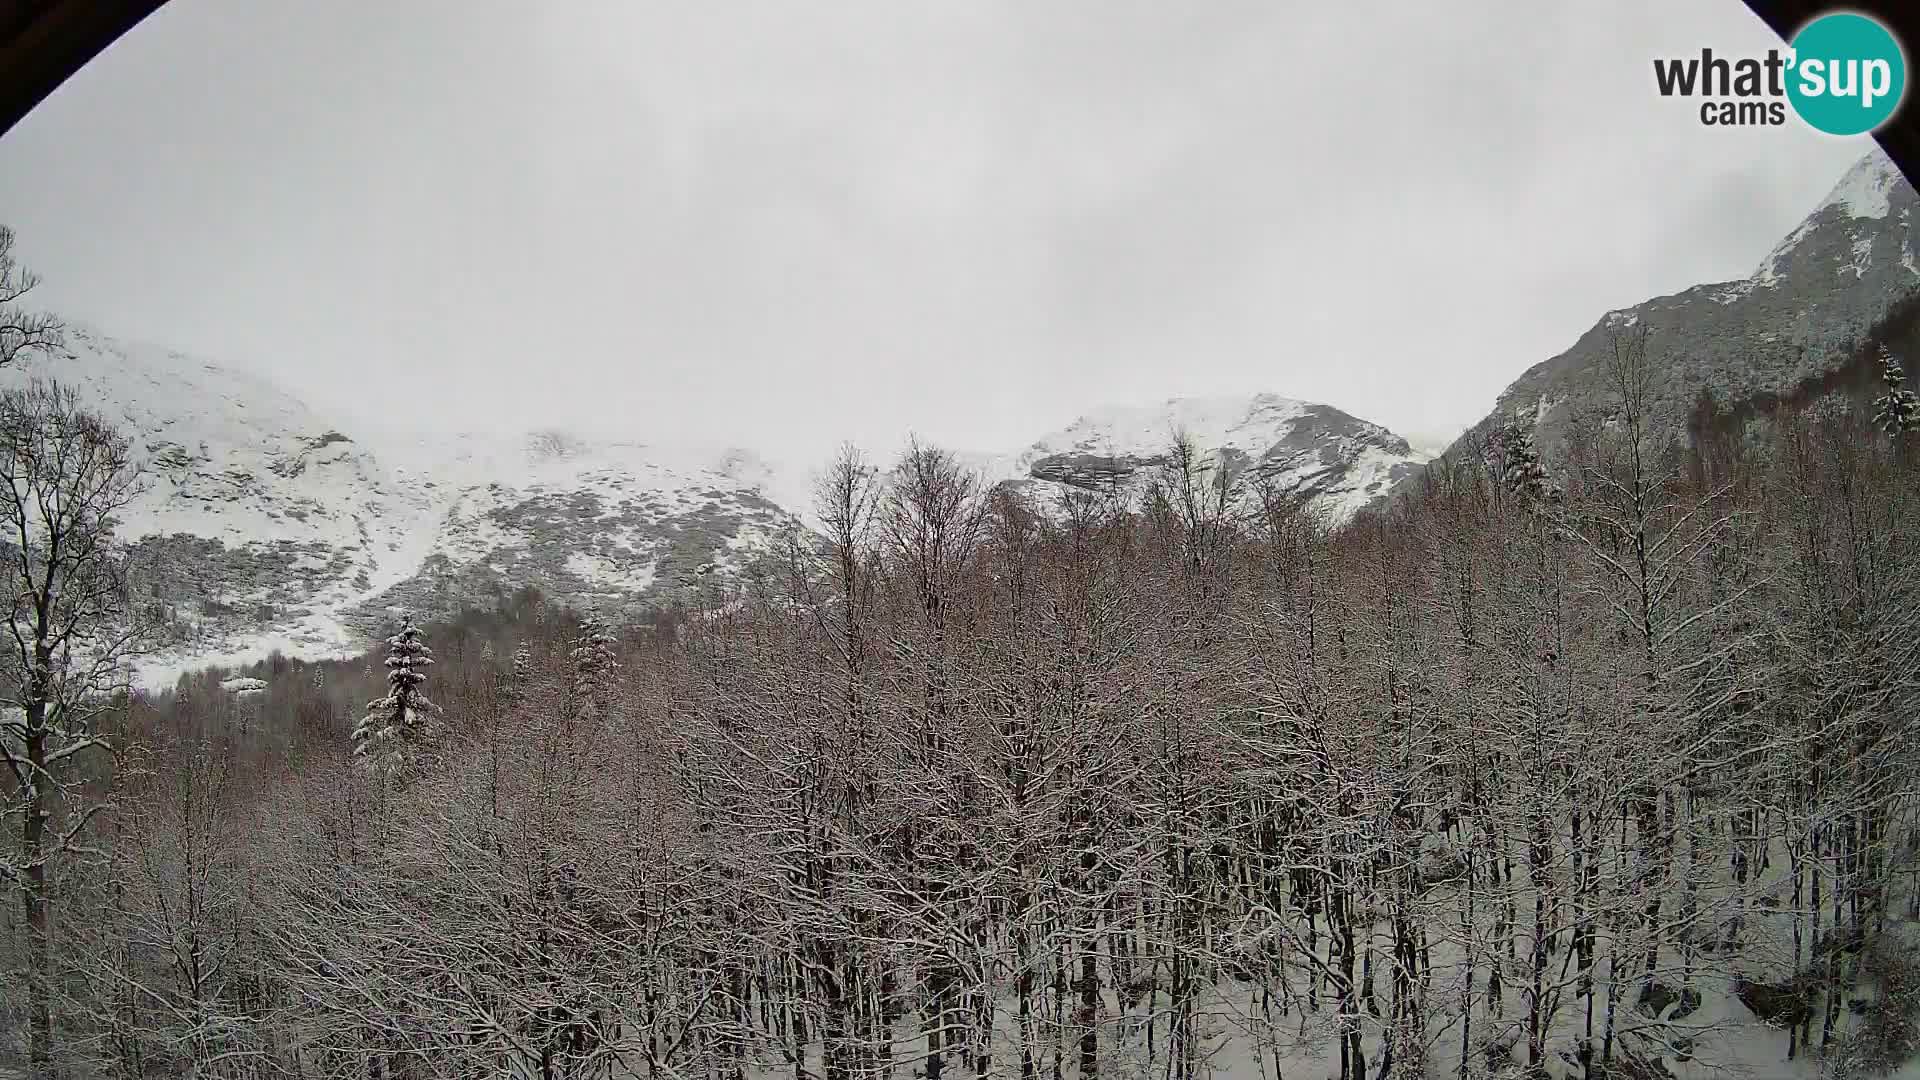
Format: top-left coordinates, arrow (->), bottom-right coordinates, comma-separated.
3,334 -> 1920,1080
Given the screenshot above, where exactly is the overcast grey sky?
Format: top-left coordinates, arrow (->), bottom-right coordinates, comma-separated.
0,0 -> 1878,464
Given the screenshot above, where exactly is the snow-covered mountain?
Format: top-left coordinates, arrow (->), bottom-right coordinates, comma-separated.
5,329 -> 1423,687
0,329 -> 429,676
337,428 -> 801,634
31,153 -> 1909,685
1418,146 -> 1920,484
0,331 -> 802,688
983,393 -> 1431,521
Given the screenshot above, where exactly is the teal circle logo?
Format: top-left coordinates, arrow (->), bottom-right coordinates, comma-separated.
1787,13 -> 1906,135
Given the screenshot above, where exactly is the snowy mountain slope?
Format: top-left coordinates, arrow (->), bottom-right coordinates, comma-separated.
0,330 -> 804,688
992,393 -> 1432,523
348,429 -> 800,631
0,328 -> 436,678
1415,146 -> 1920,489
3,326 -> 424,554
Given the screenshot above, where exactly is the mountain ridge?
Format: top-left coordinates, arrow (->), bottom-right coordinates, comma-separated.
980,392 -> 1431,520
1405,147 -> 1920,490
0,331 -> 1423,688
36,149 -> 1911,686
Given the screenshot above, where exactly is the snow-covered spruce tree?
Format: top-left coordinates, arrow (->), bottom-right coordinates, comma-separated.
1871,345 -> 1918,437
1503,418 -> 1548,499
495,640 -> 531,719
351,621 -> 443,776
1486,411 -> 1549,502
567,616 -> 618,726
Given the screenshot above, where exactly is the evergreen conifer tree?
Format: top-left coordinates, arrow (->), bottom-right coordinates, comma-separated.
499,640 -> 532,711
1489,413 -> 1550,501
568,616 -> 619,724
1871,345 -> 1918,437
351,620 -> 443,775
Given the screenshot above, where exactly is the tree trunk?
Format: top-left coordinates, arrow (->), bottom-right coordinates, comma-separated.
23,697 -> 53,1076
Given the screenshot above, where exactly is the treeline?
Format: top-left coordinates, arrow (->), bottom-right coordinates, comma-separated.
5,332 -> 1920,1080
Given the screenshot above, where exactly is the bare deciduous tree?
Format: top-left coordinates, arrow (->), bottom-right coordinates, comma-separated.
0,381 -> 142,1073
0,228 -> 63,368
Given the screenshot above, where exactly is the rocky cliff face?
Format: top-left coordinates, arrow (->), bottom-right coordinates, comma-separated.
1426,147 -> 1919,475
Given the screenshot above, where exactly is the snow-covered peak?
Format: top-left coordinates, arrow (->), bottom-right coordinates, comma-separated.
363,426 -> 814,517
1817,145 -> 1902,221
14,324 -> 345,461
1001,392 -> 1428,524
0,325 -> 410,549
1753,147 -> 1914,283
1019,393 -> 1317,466
1426,145 -> 1920,511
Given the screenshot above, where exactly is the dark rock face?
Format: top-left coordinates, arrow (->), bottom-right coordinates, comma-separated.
1028,452 -> 1159,490
1413,149 -> 1920,490
129,532 -> 362,650
1267,404 -> 1414,460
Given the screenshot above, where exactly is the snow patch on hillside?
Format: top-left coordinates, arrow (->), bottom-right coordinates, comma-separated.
565,550 -> 655,591
1711,279 -> 1756,304
1850,235 -> 1876,278
136,631 -> 366,693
